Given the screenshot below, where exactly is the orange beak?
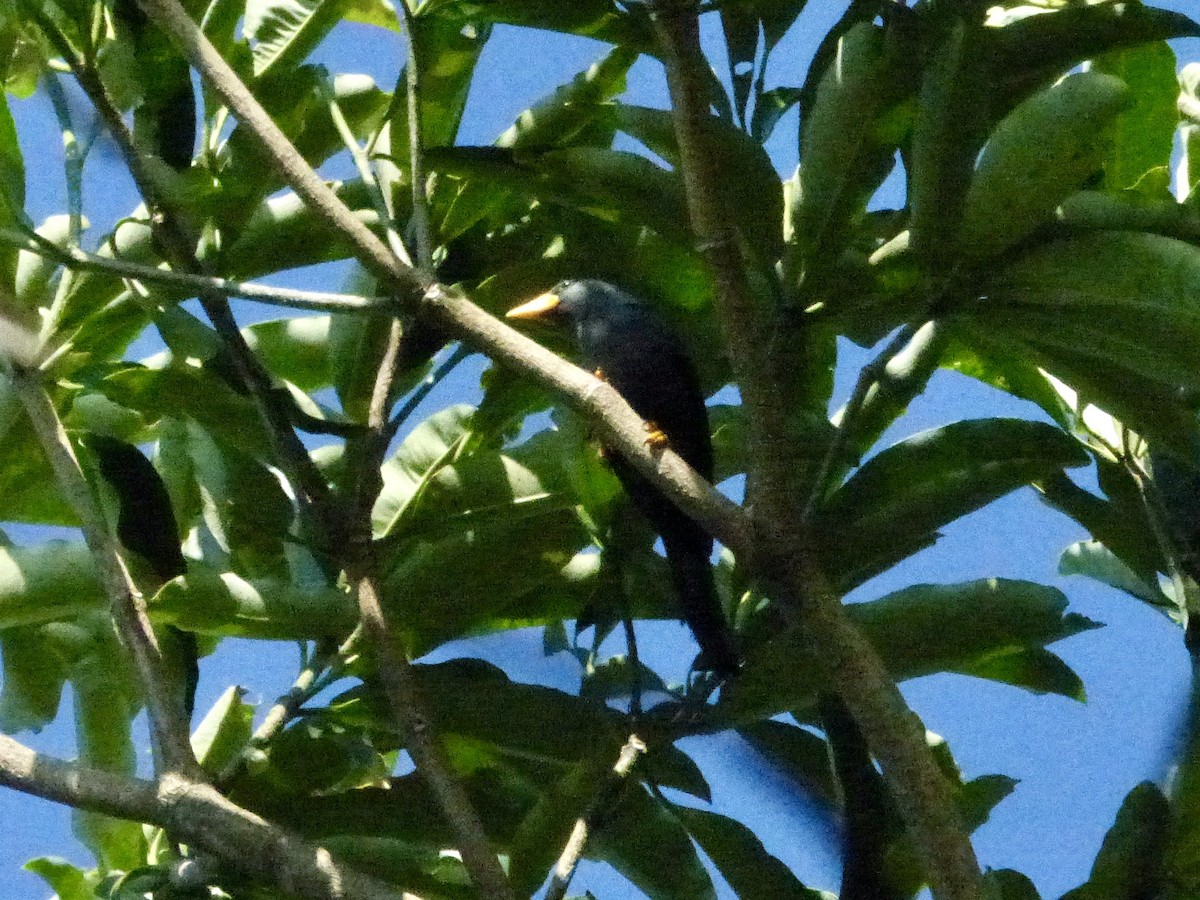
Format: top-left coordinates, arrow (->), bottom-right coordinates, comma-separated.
506,291 -> 562,320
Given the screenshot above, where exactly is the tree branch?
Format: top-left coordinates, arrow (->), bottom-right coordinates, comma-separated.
333,6 -> 513,894
216,628 -> 362,787
0,228 -> 393,313
545,734 -> 646,900
0,733 -> 415,900
34,4 -> 344,556
130,0 -> 750,555
649,2 -> 985,898
8,365 -> 198,777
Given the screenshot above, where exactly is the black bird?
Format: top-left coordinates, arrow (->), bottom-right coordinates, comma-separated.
507,279 -> 741,676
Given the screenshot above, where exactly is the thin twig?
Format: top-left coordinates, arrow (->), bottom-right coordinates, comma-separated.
324,85 -> 413,267
0,227 -> 394,313
398,0 -> 432,269
326,3 -> 513,895
545,735 -> 647,900
385,343 -> 470,440
216,627 -> 363,787
8,364 -> 198,777
801,321 -> 919,521
622,613 -> 644,719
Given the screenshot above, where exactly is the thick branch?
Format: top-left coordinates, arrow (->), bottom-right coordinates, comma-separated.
649,2 -> 984,898
0,733 -> 413,900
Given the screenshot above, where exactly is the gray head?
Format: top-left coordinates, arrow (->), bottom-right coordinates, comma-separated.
506,279 -> 642,324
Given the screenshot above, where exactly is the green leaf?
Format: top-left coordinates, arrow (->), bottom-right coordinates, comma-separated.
985,1 -> 1200,111
217,72 -> 389,229
725,579 -> 1098,721
24,858 -> 96,900
910,20 -> 988,269
367,409 -> 599,649
1092,41 -> 1180,192
95,364 -> 275,462
738,719 -> 838,807
244,0 -> 348,77
986,869 -> 1041,900
1062,782 -> 1168,899
817,418 -> 1088,590
184,421 -> 295,575
1059,541 -> 1173,612
0,543 -> 106,631
508,757 -> 606,898
243,315 -> 332,392
334,660 -> 710,800
267,715 -> 386,793
434,45 -> 635,242
0,624 -> 74,733
428,145 -> 689,241
750,85 -> 802,144
960,71 -> 1132,260
496,47 -> 636,152
1038,470 -> 1163,586
592,786 -> 717,900
0,380 -> 74,526
192,685 -> 254,774
1183,65 -> 1200,203
70,620 -> 145,871
14,214 -> 72,307
836,320 -> 949,474
383,9 -> 493,197
793,22 -> 907,288
610,104 -> 784,261
964,233 -> 1200,454
152,564 -> 354,640
417,0 -> 650,49
675,806 -> 824,900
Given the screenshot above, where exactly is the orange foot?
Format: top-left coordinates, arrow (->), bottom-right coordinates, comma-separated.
644,422 -> 669,452
593,367 -> 606,381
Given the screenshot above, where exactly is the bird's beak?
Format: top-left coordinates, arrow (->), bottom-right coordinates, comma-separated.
506,291 -> 561,320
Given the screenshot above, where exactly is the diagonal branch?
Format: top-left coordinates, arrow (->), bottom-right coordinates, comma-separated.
649,2 -> 985,898
0,732 -> 414,900
8,364 -> 198,777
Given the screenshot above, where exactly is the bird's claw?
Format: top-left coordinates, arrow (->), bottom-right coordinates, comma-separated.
644,422 -> 669,452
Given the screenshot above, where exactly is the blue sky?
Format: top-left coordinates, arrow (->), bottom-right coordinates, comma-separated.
3,3 -> 1200,897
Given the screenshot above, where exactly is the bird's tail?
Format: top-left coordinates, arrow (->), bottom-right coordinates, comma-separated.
663,529 -> 742,677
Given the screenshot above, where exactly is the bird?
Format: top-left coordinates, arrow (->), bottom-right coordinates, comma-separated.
507,279 -> 741,676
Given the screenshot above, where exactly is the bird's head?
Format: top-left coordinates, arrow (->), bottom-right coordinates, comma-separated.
506,279 -> 635,325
